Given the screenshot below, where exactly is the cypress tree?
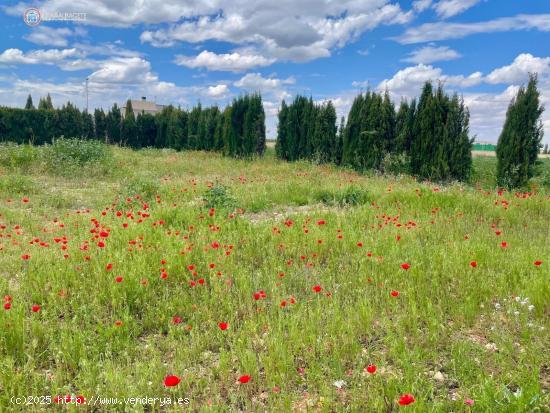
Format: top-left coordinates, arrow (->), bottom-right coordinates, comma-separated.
93,108 -> 107,142
496,73 -> 544,188
25,94 -> 34,110
276,100 -> 290,160
106,103 -> 122,144
122,100 -> 138,147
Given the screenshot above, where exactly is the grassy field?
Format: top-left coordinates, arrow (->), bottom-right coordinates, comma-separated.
0,144 -> 549,412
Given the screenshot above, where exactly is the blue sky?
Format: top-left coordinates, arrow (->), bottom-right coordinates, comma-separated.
0,0 -> 549,143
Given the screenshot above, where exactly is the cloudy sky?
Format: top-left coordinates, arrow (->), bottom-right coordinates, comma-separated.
0,0 -> 549,143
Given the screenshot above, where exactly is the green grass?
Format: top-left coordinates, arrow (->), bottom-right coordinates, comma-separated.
0,145 -> 549,412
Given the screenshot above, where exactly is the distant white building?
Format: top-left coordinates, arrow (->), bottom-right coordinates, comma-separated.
122,97 -> 165,117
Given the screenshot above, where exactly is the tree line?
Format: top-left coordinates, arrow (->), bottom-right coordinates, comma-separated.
276,76 -> 544,188
1,75 -> 545,188
277,82 -> 473,182
0,93 -> 266,158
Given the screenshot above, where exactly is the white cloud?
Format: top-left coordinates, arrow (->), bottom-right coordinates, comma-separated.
403,45 -> 461,64
206,84 -> 230,98
377,64 -> 483,98
0,48 -> 83,66
351,80 -> 370,88
393,13 -> 550,44
174,50 -> 275,72
432,0 -> 481,19
24,26 -> 87,47
413,0 -> 432,12
234,73 -> 295,90
141,1 -> 411,66
88,57 -> 159,84
486,53 -> 550,84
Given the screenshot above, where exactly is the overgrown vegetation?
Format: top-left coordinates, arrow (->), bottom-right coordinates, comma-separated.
0,147 -> 548,412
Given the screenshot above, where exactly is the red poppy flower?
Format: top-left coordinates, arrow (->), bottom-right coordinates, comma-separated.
357,242 -> 363,247
211,241 -> 220,249
218,322 -> 228,330
312,285 -> 322,293
172,316 -> 183,324
22,197 -> 29,203
115,276 -> 123,283
239,375 -> 251,384
534,260 -> 543,266
3,302 -> 11,310
280,300 -> 287,308
21,254 -> 30,260
398,394 -> 415,405
366,364 -> 377,374
401,263 -> 410,270
470,261 -> 477,268
316,220 -> 326,225
390,290 -> 399,297
31,305 -> 41,313
114,320 -> 123,326
97,241 -> 105,248
164,375 -> 181,387
501,241 -> 508,248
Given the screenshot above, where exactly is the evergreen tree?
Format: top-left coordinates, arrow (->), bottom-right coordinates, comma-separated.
136,112 -> 157,148
82,110 -> 95,139
93,108 -> 107,142
106,103 -> 122,144
276,100 -> 289,160
25,94 -> 34,110
122,100 -> 138,147
496,73 -> 544,188
334,116 -> 345,165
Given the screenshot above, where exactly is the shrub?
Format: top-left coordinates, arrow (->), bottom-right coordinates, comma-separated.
42,138 -> 113,175
379,152 -> 411,176
202,183 -> 236,209
315,185 -> 371,207
121,176 -> 160,200
0,143 -> 39,170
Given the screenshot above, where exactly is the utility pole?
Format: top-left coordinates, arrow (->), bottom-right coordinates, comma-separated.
85,77 -> 89,112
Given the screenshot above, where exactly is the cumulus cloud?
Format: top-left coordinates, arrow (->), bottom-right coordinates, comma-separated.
234,73 -> 295,90
24,26 -> 87,47
174,50 -> 275,72
377,64 -> 482,97
140,1 -> 411,66
486,53 -> 550,84
206,84 -> 230,98
393,13 -> 550,44
0,48 -> 83,66
403,45 -> 461,64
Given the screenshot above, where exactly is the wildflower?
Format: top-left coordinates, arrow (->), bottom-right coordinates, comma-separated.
398,394 -> 415,406
239,375 -> 251,384
401,263 -> 410,270
366,364 -> 377,374
312,285 -> 322,293
31,305 -> 41,312
172,316 -> 183,324
164,375 -> 181,387
391,290 -> 399,297
470,261 -> 477,268
115,276 -> 123,283
218,322 -> 228,330
534,260 -> 543,266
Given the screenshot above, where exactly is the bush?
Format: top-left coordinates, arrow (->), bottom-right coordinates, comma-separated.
0,143 -> 39,170
202,183 -> 236,209
121,175 -> 160,200
315,185 -> 371,207
379,152 -> 411,176
42,138 -> 113,175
